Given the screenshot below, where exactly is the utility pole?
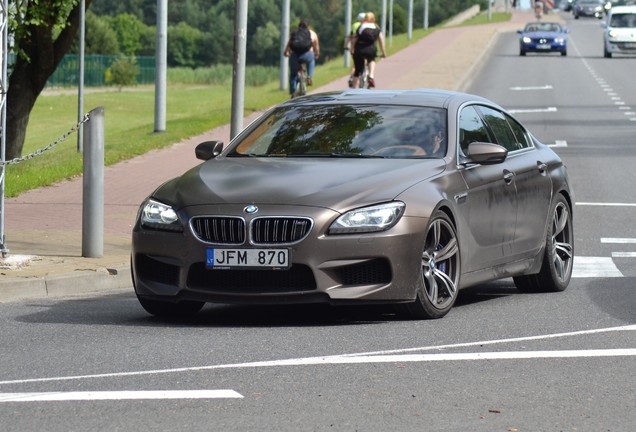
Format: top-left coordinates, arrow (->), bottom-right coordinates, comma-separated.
231,0 -> 248,140
424,0 -> 429,29
280,0 -> 290,90
0,0 -> 8,256
408,0 -> 413,40
154,0 -> 167,133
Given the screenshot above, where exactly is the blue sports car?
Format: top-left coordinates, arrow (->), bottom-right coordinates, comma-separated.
518,22 -> 569,56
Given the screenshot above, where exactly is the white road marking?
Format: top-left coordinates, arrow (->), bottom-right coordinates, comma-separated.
509,85 -> 553,91
0,326 -> 633,386
612,252 -> 636,258
508,107 -> 557,114
602,238 -> 636,243
0,390 -> 243,402
572,256 -> 623,278
204,349 -> 636,367
576,202 -> 636,207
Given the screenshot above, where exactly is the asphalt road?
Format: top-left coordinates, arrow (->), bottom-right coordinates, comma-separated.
1,11 -> 635,432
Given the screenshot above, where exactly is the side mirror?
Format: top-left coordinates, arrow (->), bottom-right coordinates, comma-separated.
195,140 -> 224,160
466,142 -> 508,165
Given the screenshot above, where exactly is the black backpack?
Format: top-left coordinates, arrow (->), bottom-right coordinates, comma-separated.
358,26 -> 379,45
290,27 -> 312,54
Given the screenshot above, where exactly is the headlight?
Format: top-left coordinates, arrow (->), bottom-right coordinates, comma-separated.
522,36 -> 532,43
329,202 -> 405,234
555,37 -> 565,43
608,29 -> 618,39
140,198 -> 182,231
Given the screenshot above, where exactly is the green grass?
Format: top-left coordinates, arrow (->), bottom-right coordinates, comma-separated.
459,11 -> 512,26
5,12 -> 510,198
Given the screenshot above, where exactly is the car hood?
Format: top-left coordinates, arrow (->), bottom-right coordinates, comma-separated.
155,157 -> 446,212
607,28 -> 636,40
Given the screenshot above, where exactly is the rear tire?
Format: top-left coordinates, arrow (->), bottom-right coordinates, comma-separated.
297,72 -> 307,97
400,211 -> 460,319
513,194 -> 573,293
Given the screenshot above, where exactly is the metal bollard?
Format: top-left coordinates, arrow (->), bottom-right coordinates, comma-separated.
82,107 -> 104,258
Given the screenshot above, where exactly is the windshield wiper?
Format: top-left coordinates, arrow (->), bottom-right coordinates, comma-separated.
228,153 -> 385,158
329,153 -> 385,158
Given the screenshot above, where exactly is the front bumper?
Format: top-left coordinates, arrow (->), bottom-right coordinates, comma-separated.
132,204 -> 429,306
521,43 -> 566,53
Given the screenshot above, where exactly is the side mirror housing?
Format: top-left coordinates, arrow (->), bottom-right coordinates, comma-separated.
466,142 -> 508,165
195,140 -> 224,160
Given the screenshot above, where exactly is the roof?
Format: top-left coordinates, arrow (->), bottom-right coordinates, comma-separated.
280,88 -> 494,110
608,4 -> 636,13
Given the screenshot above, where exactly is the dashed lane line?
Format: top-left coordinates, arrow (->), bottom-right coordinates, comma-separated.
573,256 -> 622,278
508,107 -> 557,114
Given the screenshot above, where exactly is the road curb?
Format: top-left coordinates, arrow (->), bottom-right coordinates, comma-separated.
0,265 -> 131,303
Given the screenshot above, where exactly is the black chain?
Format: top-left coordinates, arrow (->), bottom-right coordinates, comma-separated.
1,113 -> 91,166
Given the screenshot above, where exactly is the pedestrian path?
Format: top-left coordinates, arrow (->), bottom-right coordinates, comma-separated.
0,10 -> 539,301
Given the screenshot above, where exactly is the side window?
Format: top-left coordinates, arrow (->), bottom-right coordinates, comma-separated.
505,114 -> 532,150
458,105 -> 492,156
478,106 -> 520,152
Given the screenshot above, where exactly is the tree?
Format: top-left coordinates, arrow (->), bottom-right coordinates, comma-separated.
167,22 -> 204,68
106,13 -> 147,56
69,10 -> 120,55
6,0 -> 93,159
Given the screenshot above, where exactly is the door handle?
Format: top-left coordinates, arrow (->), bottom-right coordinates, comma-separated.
537,161 -> 548,174
503,170 -> 515,184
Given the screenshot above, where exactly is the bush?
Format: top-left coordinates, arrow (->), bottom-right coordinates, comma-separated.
106,56 -> 140,90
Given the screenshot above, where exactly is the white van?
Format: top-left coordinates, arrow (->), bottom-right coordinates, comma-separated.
603,5 -> 636,57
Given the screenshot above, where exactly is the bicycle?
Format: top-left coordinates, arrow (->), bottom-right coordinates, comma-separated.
359,61 -> 370,89
294,61 -> 308,98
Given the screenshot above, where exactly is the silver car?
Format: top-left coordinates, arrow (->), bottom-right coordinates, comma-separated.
131,89 -> 574,320
603,5 -> 636,57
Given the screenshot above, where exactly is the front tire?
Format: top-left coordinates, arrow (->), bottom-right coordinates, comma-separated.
514,194 -> 573,293
137,296 -> 205,318
401,211 -> 460,319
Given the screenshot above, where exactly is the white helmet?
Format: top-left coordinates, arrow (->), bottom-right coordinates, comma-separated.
357,12 -> 366,22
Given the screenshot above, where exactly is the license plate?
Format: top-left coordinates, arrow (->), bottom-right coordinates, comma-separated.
206,248 -> 290,269
537,44 -> 551,50
623,43 -> 636,49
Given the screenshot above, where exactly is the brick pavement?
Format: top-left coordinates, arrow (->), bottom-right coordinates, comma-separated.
0,9 -> 543,301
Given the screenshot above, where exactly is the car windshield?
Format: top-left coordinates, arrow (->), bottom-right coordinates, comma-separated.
610,12 -> 636,27
228,104 -> 447,158
525,23 -> 562,32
